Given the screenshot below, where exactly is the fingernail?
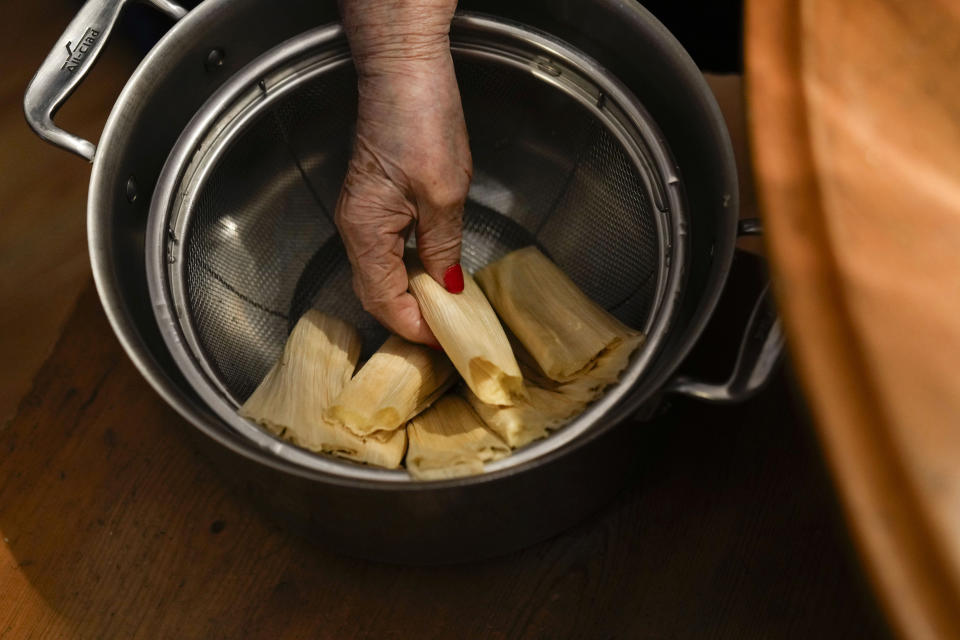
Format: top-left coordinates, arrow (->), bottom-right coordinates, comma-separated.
443,263 -> 464,294
428,341 -> 444,352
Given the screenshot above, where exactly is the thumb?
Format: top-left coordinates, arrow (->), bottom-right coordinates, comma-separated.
416,201 -> 464,294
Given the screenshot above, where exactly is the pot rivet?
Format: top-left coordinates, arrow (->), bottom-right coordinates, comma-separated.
125,176 -> 138,203
205,48 -> 225,72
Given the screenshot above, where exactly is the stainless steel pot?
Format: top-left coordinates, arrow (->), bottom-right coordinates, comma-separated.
25,0 -> 782,562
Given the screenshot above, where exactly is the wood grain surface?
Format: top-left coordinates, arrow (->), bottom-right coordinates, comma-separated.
746,1 -> 960,638
0,279 -> 891,639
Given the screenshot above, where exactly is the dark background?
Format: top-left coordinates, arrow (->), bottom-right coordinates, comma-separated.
120,0 -> 745,72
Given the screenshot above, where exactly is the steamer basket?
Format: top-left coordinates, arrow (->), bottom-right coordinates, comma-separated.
145,15 -> 688,480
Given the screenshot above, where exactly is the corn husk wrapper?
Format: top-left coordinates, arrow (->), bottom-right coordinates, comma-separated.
468,333 -> 644,448
468,249 -> 645,448
475,246 -> 642,382
464,383 -> 584,448
556,332 -> 646,403
408,265 -> 525,406
326,335 -> 456,437
406,395 -> 510,480
239,310 -> 406,468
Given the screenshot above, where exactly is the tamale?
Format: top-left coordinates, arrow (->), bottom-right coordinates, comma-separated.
468,253 -> 645,447
464,384 -> 584,448
557,333 -> 645,403
475,246 -> 642,382
407,264 -> 525,406
468,333 -> 644,448
406,395 -> 510,480
239,310 -> 406,468
327,335 -> 457,437
303,422 -> 407,470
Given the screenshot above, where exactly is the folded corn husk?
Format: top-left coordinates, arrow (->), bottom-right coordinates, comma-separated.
460,334 -> 582,447
239,310 -> 406,468
468,248 -> 645,448
475,246 -> 642,382
464,383 -> 584,448
408,264 -> 525,406
406,395 -> 510,480
326,335 -> 456,437
469,331 -> 644,450
556,332 -> 646,404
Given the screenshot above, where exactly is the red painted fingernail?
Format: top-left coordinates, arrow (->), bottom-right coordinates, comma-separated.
443,263 -> 464,294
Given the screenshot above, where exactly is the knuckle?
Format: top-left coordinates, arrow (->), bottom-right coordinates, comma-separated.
420,170 -> 469,209
334,207 -> 357,231
425,185 -> 467,212
359,296 -> 379,315
356,281 -> 385,316
418,236 -> 460,262
412,160 -> 471,212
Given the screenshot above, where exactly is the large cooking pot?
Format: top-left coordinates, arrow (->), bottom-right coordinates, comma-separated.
25,0 -> 782,562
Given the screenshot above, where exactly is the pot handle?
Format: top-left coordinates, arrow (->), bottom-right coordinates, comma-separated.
664,218 -> 785,402
23,0 -> 187,162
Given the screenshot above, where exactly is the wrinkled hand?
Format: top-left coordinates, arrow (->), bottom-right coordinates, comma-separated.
336,0 -> 471,345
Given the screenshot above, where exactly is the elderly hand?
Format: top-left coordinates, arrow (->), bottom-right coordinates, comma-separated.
336,0 -> 471,346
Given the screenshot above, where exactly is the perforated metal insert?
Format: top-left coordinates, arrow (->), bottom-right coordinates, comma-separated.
177,48 -> 665,407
